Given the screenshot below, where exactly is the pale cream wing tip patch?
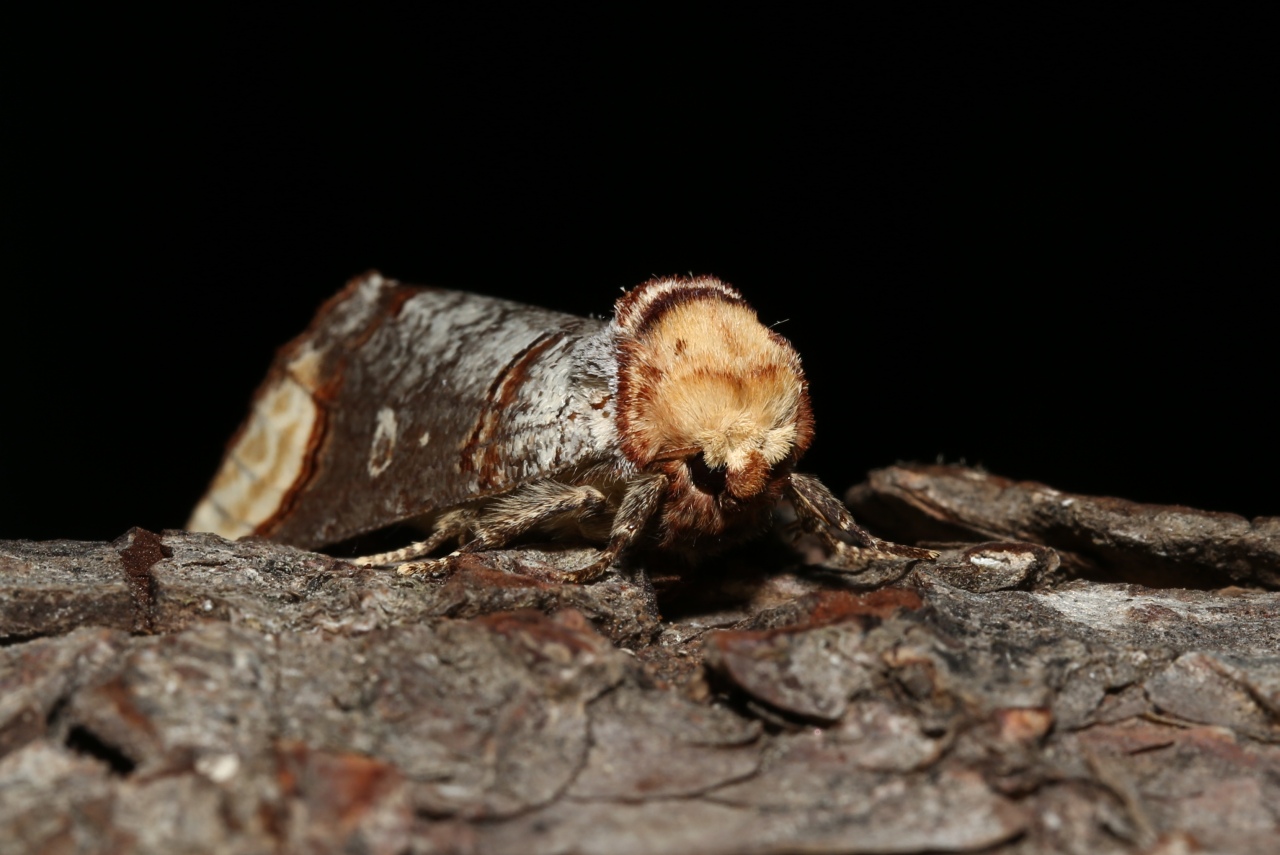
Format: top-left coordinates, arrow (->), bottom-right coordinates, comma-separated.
187,497 -> 256,539
187,354 -> 322,538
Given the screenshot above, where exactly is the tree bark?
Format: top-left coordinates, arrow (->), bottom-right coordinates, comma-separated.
2,465 -> 1278,854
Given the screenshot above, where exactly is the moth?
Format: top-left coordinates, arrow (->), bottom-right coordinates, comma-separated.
188,272 -> 934,582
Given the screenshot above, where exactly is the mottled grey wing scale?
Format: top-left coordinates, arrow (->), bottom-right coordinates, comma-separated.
192,272 -> 614,550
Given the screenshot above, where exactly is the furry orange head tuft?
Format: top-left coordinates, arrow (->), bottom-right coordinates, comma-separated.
613,276 -> 814,540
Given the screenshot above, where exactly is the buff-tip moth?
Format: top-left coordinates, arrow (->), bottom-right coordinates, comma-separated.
188,272 -> 935,581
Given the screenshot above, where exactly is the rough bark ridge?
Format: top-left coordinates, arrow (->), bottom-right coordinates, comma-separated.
2,464 -> 1278,854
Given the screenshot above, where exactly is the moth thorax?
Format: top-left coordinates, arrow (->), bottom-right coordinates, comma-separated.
615,282 -> 814,499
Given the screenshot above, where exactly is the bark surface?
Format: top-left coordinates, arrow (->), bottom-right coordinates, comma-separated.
3,464 -> 1278,854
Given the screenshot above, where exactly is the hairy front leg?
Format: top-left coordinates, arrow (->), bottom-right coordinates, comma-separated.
561,473 -> 668,584
785,472 -> 937,562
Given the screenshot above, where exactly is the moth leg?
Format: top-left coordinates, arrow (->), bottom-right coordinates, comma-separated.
458,481 -> 610,554
358,509 -> 477,568
562,473 -> 668,584
392,483 -> 612,578
785,472 -> 937,561
394,557 -> 455,577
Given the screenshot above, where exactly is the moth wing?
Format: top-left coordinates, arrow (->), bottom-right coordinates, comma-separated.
188,272 -> 614,550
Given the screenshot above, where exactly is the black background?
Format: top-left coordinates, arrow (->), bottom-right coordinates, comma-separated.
5,7 -> 1273,542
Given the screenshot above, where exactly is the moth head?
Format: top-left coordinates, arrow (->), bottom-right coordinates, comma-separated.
613,276 -> 814,500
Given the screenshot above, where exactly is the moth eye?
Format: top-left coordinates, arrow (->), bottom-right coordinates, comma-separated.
686,453 -> 727,495
769,458 -> 793,481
